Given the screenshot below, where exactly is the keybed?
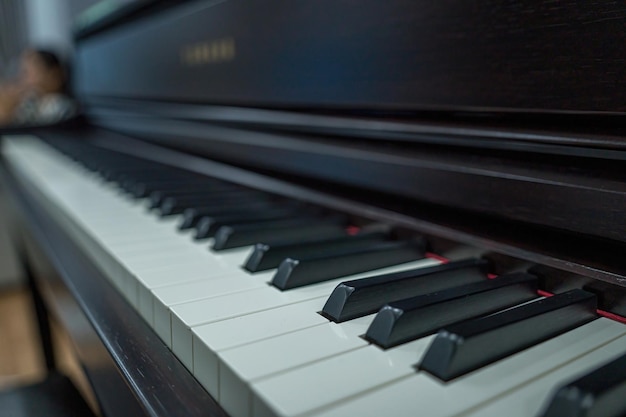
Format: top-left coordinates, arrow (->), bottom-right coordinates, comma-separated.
3,135 -> 626,417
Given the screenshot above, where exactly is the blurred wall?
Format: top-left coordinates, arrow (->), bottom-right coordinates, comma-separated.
0,0 -> 110,286
0,0 -> 29,76
0,0 -> 74,286
1,0 -> 97,75
25,0 -> 73,56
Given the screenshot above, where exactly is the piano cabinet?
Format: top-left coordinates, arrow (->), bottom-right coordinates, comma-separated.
2,0 -> 626,416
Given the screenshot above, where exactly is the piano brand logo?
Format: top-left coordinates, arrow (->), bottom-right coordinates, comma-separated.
181,38 -> 236,66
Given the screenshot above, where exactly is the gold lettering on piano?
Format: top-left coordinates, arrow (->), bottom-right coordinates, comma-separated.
181,38 -> 236,66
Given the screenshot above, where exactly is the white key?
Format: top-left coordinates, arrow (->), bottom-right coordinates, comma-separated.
463,332 -> 626,417
285,318 -> 626,417
170,259 -> 436,371
192,298 -> 330,396
151,270 -> 273,346
5,138 -> 251,309
219,315 -> 377,417
140,245 -> 258,326
90,220 -> 252,310
252,336 -> 434,417
192,258 -> 439,409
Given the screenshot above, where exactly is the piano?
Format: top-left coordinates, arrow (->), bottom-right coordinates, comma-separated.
2,1 -> 626,416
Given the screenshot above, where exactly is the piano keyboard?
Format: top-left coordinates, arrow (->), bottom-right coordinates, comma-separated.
4,135 -> 626,417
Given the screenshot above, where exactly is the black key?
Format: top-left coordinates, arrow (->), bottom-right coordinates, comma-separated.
150,188 -> 260,210
108,167 -> 192,186
322,258 -> 491,323
539,352 -> 626,417
148,184 -> 245,207
271,238 -> 427,290
99,167 -> 161,182
419,289 -> 598,382
365,272 -> 538,348
195,209 -> 317,239
179,201 -> 286,230
212,219 -> 349,251
160,192 -> 271,215
244,232 -> 389,273
129,178 -> 219,198
114,167 -> 190,181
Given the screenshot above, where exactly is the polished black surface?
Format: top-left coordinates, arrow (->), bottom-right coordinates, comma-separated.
212,219 -> 347,251
322,258 -> 491,323
178,200 -> 283,229
365,272 -> 538,348
75,0 -> 626,114
148,185 -> 248,208
244,231 -> 386,273
195,213 -> 320,240
419,289 -> 598,381
272,238 -> 426,290
60,0 -> 626,245
539,352 -> 626,417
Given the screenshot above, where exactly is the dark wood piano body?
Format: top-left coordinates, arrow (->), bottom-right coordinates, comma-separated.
1,1 -> 626,416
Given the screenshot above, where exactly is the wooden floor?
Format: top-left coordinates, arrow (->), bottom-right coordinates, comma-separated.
0,287 -> 45,389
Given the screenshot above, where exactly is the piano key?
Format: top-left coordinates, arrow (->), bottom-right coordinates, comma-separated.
18,138 -> 624,416
191,257 -> 441,395
223,275 -> 529,416
114,241 -> 221,268
147,183 -> 246,207
130,178 -> 225,198
83,204 -> 176,225
218,315 -> 376,417
138,261 -> 248,322
420,289 -> 598,381
33,171 -> 278,346
122,245 -> 255,311
60,203 -> 180,246
243,231 -> 388,273
179,201 -> 286,229
251,339 -> 432,417
170,281 -> 337,370
30,161 -> 260,292
194,211 -> 324,239
150,188 -> 256,210
97,229 -> 195,253
159,192 -> 272,215
212,219 -> 349,251
538,351 -> 626,417
271,238 -> 426,290
106,166 -> 183,183
169,259 -> 435,371
121,260 -> 236,308
322,257 -> 491,322
192,298 -> 330,395
255,318 -> 626,417
208,256 -> 506,415
465,335 -> 626,417
365,272 -> 538,348
17,142 -> 434,376
96,166 -> 159,182
151,270 -> 274,346
4,149 -> 220,309
136,244 -> 251,286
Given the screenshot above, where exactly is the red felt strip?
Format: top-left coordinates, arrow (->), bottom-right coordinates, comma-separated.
598,309 -> 626,324
425,252 -> 449,263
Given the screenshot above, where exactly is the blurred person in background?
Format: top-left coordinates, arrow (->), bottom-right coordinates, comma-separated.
0,48 -> 75,127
